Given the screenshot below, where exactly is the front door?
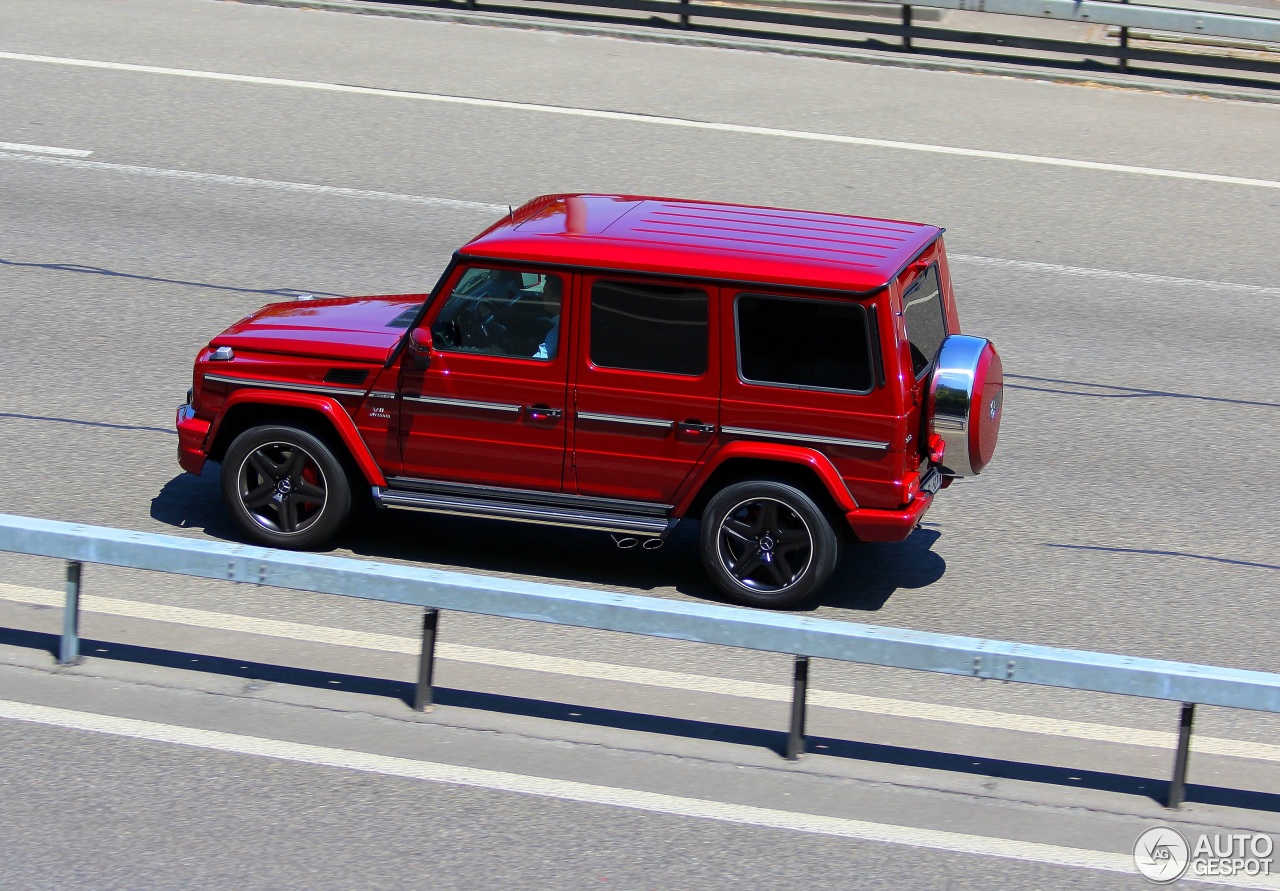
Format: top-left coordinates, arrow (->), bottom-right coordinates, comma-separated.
571,275 -> 719,504
398,264 -> 571,491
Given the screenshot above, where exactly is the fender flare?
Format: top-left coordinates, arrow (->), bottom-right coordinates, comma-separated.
207,389 -> 388,487
674,440 -> 857,514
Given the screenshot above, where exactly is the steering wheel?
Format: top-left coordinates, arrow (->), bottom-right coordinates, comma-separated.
473,299 -> 511,352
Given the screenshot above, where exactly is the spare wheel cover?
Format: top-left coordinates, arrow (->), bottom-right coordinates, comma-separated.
928,335 -> 1003,477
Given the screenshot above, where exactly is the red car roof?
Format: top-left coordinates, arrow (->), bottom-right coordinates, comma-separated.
459,194 -> 942,293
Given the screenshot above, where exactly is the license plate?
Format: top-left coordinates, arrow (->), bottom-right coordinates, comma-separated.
920,468 -> 943,495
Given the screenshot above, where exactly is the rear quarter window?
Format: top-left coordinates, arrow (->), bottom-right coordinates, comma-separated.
736,294 -> 874,394
901,263 -> 948,378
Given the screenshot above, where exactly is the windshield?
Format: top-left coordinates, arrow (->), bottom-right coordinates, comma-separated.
901,263 -> 948,377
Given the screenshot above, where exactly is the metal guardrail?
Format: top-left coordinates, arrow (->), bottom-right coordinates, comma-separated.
2,513 -> 1278,807
914,0 -> 1280,43
408,0 -> 1280,80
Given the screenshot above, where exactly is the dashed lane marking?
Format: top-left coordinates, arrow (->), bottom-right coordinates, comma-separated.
0,141 -> 91,157
0,150 -> 502,212
949,254 -> 1280,297
0,149 -> 1273,296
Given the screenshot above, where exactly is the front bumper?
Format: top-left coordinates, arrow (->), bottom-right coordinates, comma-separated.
176,403 -> 211,475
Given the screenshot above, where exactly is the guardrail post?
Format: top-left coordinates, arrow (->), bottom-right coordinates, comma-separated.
1118,0 -> 1130,72
60,560 -> 83,665
902,4 -> 914,52
679,0 -> 692,29
1167,702 -> 1195,808
414,608 -> 441,712
786,656 -> 809,760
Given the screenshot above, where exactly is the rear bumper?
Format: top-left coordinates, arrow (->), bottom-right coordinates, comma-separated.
845,493 -> 933,543
176,404 -> 211,475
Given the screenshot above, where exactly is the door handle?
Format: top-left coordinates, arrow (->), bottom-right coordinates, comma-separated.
526,404 -> 563,421
677,420 -> 716,435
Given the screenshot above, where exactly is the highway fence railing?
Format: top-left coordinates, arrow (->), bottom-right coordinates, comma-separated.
354,0 -> 1280,84
2,512 -> 1279,808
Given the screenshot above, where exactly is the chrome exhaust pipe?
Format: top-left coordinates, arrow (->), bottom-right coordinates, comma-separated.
611,534 -> 640,549
641,538 -> 664,550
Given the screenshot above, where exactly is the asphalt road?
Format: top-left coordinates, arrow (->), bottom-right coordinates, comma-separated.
0,0 -> 1278,887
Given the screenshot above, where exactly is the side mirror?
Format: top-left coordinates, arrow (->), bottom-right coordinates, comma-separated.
407,328 -> 432,369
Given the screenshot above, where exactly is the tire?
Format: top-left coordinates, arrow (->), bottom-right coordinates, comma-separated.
221,424 -> 352,549
700,480 -> 840,609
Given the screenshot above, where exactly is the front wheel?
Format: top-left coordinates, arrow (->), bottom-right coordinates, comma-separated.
700,481 -> 840,609
221,425 -> 352,549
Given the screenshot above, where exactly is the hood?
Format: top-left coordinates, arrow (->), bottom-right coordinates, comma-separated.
213,295 -> 426,364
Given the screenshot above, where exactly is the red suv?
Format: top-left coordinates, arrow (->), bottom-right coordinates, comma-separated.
176,194 -> 1002,608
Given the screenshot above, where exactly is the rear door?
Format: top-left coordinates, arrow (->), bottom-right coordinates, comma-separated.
897,257 -> 951,467
570,275 -> 719,503
719,287 -> 900,509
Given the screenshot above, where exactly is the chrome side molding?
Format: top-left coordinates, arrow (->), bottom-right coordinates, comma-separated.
404,395 -> 522,415
203,373 -> 367,400
577,411 -> 675,430
721,426 -> 889,452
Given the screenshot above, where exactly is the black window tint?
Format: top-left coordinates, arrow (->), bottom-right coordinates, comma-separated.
737,295 -> 873,393
901,264 -> 948,377
590,281 -> 708,376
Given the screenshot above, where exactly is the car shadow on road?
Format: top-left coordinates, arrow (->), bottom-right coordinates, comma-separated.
150,467 -> 242,541
150,471 -> 945,613
814,528 -> 946,612
3,624 -> 1271,814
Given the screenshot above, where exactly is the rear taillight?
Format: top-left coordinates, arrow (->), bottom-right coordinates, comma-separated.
927,433 -> 946,466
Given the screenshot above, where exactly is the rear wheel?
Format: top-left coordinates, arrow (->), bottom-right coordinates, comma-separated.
221,425 -> 351,549
700,481 -> 840,609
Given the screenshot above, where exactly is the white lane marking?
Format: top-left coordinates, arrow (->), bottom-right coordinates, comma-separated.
0,150 -> 503,212
1,51 -> 1278,191
1,699 -> 1265,888
0,148 -> 1272,298
0,141 -> 91,157
4,583 -> 1277,764
950,254 -> 1280,297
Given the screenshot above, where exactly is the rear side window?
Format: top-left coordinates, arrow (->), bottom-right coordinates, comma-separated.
736,294 -> 874,394
901,263 -> 948,377
590,281 -> 709,376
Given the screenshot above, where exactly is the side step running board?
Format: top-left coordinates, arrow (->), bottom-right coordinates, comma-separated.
374,487 -> 674,537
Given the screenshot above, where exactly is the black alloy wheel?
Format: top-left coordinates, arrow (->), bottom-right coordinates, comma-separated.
700,480 -> 840,609
221,425 -> 352,549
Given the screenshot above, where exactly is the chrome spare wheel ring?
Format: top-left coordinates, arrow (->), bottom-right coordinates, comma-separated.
235,440 -> 329,536
716,497 -> 814,593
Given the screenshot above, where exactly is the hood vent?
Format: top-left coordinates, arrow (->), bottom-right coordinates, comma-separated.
323,368 -> 370,386
387,308 -> 419,329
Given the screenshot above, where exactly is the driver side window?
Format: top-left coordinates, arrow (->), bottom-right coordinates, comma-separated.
430,267 -> 563,361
